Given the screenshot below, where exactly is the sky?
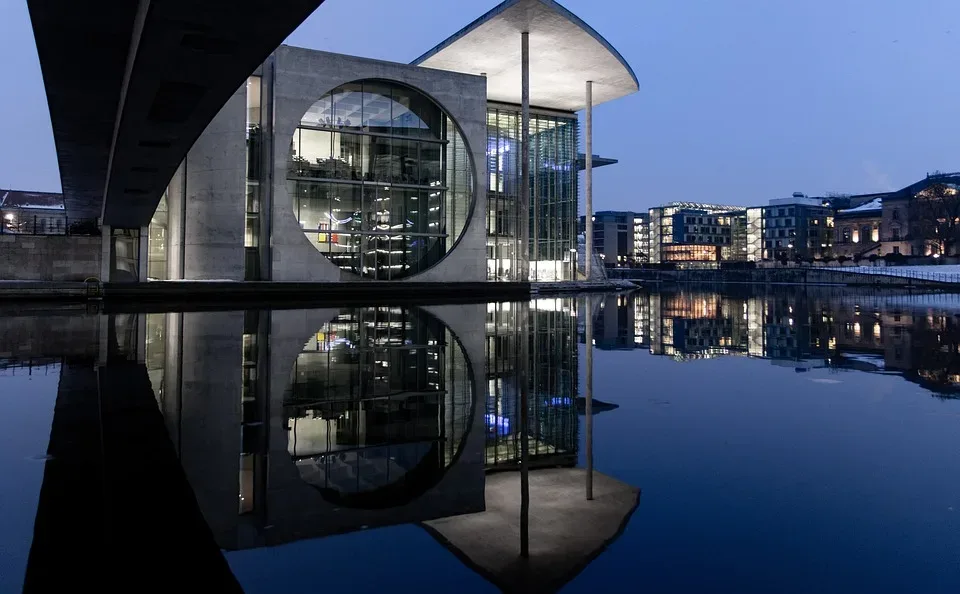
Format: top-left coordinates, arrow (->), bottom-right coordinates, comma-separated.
2,0 -> 960,211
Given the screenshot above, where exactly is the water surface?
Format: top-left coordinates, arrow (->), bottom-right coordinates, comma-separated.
1,288 -> 959,592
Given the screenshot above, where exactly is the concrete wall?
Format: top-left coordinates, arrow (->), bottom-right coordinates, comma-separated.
270,46 -> 488,282
0,234 -> 101,281
164,85 -> 247,280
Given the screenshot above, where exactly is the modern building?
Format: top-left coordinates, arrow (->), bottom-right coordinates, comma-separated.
140,0 -> 638,284
583,211 -> 643,267
761,194 -> 834,261
647,203 -> 748,265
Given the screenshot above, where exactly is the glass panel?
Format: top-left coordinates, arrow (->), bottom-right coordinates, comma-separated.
295,128 -> 333,178
421,141 -> 442,187
393,137 -> 419,185
301,89 -> 332,127
331,83 -> 364,132
362,82 -> 394,133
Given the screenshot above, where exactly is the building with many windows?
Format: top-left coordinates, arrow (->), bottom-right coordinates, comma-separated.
142,0 -> 638,284
647,203 -> 748,265
761,194 -> 834,261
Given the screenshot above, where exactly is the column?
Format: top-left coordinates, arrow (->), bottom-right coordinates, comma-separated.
521,31 -> 531,282
585,81 -> 594,280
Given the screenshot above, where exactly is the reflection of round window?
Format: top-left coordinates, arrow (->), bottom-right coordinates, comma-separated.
285,307 -> 474,509
288,81 -> 475,280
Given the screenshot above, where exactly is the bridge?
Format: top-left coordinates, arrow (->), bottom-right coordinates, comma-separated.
27,0 -> 326,227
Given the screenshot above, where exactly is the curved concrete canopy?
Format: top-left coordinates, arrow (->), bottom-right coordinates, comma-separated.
412,0 -> 639,112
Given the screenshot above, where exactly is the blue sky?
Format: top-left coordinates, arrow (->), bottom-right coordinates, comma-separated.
2,0 -> 959,210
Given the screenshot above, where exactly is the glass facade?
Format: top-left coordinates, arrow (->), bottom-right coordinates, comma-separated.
288,81 -> 474,280
147,192 -> 168,280
245,76 -> 263,280
486,105 -> 578,282
648,203 -> 748,264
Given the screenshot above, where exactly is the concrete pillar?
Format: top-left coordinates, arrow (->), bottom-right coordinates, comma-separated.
521,31 -> 531,282
585,297 -> 594,500
585,81 -> 594,280
183,85 -> 247,280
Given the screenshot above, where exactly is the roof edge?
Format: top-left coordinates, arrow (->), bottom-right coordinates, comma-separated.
410,0 -> 639,91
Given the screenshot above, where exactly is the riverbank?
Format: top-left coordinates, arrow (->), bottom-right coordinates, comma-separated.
616,267 -> 960,289
0,278 -> 642,304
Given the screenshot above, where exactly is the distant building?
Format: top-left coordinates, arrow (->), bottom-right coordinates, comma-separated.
762,194 -> 833,261
0,189 -> 66,234
583,211 -> 646,267
633,213 -> 650,263
833,196 -> 884,258
647,203 -> 748,265
881,172 -> 960,256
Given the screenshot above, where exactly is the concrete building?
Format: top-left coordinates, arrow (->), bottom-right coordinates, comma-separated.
138,0 -> 638,284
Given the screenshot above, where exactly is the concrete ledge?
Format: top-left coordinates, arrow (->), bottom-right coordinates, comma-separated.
101,281 -> 532,308
533,280 -> 636,294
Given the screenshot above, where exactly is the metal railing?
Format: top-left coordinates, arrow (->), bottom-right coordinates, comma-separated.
0,210 -> 100,236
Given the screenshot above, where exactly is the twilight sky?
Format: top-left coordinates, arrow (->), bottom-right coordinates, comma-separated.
1,0 -> 959,211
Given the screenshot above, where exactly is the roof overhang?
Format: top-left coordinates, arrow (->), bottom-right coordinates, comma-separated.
411,0 -> 638,112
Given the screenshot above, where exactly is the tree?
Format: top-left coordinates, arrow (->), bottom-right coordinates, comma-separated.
868,254 -> 879,265
836,255 -> 849,266
852,253 -> 862,265
908,182 -> 960,255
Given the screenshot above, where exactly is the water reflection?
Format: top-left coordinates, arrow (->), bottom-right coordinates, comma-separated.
285,307 -> 473,508
137,300 -> 629,592
12,287 -> 960,591
591,288 -> 960,397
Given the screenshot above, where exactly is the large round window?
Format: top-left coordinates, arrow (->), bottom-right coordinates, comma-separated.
288,81 -> 475,280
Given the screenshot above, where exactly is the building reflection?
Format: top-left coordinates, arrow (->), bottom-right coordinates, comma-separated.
137,298 -> 632,593
486,299 -> 579,469
588,289 -> 960,396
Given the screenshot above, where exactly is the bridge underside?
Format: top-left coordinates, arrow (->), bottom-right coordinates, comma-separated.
28,0 -> 325,227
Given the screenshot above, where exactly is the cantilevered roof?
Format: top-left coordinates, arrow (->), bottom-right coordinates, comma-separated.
411,0 -> 638,112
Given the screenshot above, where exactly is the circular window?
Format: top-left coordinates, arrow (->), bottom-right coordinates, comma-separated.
285,307 -> 474,508
288,81 -> 475,280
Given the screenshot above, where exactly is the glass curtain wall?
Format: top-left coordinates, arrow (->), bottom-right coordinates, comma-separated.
288,81 -> 474,280
245,76 -> 262,280
486,105 -> 578,282
147,192 -> 168,280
